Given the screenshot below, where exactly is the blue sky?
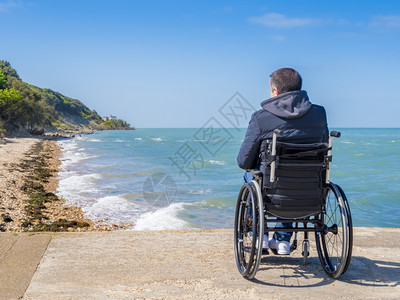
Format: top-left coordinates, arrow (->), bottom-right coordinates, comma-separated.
1,0 -> 400,128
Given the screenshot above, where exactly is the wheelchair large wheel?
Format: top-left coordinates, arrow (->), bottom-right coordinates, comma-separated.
337,184 -> 353,274
315,182 -> 352,278
234,181 -> 264,279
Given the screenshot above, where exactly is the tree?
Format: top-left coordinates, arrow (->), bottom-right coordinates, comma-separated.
0,88 -> 24,124
0,60 -> 20,80
22,98 -> 55,129
0,71 -> 7,89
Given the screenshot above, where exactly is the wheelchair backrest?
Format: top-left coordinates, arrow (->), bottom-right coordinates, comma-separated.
260,140 -> 329,218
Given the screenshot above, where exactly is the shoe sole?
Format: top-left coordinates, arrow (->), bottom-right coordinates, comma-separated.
270,248 -> 290,255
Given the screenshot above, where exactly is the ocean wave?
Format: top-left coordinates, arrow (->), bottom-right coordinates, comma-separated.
133,203 -> 192,230
59,152 -> 99,169
150,137 -> 164,142
194,197 -> 231,208
207,160 -> 226,165
58,139 -> 99,168
57,139 -> 78,151
134,137 -> 143,141
85,195 -> 141,223
57,173 -> 102,200
188,188 -> 212,195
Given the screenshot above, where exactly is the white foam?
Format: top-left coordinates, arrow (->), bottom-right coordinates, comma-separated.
135,137 -> 143,141
58,139 -> 97,169
60,152 -> 98,166
133,203 -> 191,230
57,173 -> 102,201
150,137 -> 163,142
207,160 -> 226,165
58,139 -> 78,152
188,188 -> 212,195
86,195 -> 140,223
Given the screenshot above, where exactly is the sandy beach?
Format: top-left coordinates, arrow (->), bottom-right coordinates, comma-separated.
0,137 -> 37,231
0,137 -> 106,232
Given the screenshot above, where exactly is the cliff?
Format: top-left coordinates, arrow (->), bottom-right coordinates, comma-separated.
0,60 -> 133,136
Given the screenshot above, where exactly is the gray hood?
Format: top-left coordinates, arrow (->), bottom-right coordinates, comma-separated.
260,90 -> 312,119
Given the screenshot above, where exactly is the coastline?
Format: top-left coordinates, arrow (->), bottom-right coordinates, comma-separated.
0,136 -> 115,232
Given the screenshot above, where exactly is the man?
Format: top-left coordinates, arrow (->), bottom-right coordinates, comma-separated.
237,67 -> 328,254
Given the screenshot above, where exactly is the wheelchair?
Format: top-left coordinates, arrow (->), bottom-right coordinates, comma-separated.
234,130 -> 352,280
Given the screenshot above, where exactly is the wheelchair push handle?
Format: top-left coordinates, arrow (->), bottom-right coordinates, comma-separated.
326,131 -> 341,184
270,129 -> 283,183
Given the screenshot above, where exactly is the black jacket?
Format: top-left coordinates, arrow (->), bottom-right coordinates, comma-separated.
237,90 -> 328,170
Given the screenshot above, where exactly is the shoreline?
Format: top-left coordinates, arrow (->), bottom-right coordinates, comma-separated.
0,136 -> 118,232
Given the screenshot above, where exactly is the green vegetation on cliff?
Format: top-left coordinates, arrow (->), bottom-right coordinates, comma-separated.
0,60 -> 133,135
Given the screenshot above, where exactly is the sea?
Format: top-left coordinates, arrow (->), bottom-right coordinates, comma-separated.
56,128 -> 400,230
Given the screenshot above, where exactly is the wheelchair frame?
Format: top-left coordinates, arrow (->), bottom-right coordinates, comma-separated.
234,130 -> 353,280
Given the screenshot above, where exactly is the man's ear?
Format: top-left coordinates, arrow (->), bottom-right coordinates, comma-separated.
271,86 -> 280,97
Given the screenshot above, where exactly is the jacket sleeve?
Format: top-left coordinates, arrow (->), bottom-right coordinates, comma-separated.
321,107 -> 329,143
237,113 -> 262,170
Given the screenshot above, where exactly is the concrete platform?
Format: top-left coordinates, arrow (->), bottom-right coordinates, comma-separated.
1,228 -> 399,299
0,233 -> 51,299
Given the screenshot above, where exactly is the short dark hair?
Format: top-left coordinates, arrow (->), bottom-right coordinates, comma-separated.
270,68 -> 302,93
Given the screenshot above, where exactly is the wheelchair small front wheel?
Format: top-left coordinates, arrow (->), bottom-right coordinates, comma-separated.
315,183 -> 352,278
302,239 -> 310,265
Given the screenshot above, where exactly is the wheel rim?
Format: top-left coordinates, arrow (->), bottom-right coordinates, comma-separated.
337,184 -> 353,274
234,184 -> 257,276
246,181 -> 264,279
316,183 -> 348,278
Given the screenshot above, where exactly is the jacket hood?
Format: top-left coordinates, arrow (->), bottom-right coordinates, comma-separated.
260,90 -> 312,119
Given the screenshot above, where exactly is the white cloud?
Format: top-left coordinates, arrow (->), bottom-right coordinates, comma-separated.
0,0 -> 18,13
369,15 -> 400,29
248,13 -> 320,28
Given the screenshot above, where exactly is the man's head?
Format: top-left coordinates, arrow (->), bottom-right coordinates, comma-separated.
269,68 -> 302,97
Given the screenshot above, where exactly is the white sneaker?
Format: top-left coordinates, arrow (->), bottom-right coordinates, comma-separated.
253,234 -> 269,249
262,234 -> 269,249
268,238 -> 290,255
